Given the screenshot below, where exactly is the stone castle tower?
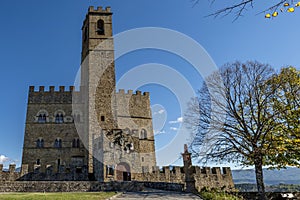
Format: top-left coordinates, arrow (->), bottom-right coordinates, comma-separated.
21,6 -> 156,182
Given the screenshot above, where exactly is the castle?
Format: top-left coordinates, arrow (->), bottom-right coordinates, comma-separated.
21,6 -> 156,182
0,6 -> 234,192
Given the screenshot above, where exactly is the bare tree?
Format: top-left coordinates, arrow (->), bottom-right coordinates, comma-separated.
192,0 -> 298,20
185,61 -> 277,199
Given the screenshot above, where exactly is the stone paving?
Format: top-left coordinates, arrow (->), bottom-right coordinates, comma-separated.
112,188 -> 202,199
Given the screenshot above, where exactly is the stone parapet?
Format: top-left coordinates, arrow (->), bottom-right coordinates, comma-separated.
133,165 -> 234,191
28,86 -> 80,104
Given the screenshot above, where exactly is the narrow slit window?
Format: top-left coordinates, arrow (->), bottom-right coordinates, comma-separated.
101,116 -> 105,122
55,113 -> 64,124
141,129 -> 147,139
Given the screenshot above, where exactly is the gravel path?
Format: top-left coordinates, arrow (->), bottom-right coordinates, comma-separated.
112,188 -> 202,199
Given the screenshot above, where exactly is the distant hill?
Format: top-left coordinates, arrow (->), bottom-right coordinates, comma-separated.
232,167 -> 300,185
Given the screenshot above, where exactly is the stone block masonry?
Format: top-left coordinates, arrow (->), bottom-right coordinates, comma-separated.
0,164 -> 20,182
133,166 -> 234,191
0,181 -> 145,192
0,163 -> 234,192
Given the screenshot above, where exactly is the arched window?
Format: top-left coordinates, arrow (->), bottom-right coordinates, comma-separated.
97,19 -> 105,35
36,139 -> 44,148
37,110 -> 48,123
72,138 -> 80,148
55,113 -> 64,124
140,129 -> 147,139
54,139 -> 62,148
38,114 -> 43,123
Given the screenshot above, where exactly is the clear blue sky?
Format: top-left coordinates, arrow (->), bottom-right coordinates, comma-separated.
0,0 -> 299,168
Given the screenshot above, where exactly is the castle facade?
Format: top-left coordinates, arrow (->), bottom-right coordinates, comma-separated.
21,6 -> 156,182
0,6 -> 236,192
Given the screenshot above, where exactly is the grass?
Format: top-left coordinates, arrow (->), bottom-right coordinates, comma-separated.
200,191 -> 243,200
0,192 -> 117,200
198,188 -> 243,200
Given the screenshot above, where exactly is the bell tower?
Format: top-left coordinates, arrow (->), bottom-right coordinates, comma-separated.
81,6 -> 114,63
80,6 -> 116,174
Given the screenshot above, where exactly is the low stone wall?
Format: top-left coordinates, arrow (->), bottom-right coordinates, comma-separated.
133,166 -> 234,191
0,181 -> 144,193
0,181 -> 185,193
142,182 -> 184,192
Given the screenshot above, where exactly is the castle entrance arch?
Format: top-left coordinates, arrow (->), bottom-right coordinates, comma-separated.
116,162 -> 131,181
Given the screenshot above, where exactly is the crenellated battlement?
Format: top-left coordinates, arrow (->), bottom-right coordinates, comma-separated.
0,163 -> 233,191
116,89 -> 150,97
0,164 -> 21,181
28,86 -> 82,104
144,166 -> 231,177
0,163 -> 89,181
0,164 -> 16,173
133,165 -> 234,191
115,89 -> 151,119
88,6 -> 111,13
29,86 -> 77,93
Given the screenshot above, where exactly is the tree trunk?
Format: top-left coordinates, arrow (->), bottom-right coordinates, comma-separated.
254,153 -> 266,200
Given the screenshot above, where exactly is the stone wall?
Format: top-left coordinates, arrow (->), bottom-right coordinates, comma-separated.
142,181 -> 184,192
0,164 -> 233,192
0,181 -> 144,193
22,86 -> 88,178
0,164 -> 20,182
0,164 -> 88,182
133,166 -> 234,191
0,180 -> 186,193
194,166 -> 234,190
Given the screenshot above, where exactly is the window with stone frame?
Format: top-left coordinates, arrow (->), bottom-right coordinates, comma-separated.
72,138 -> 80,148
106,165 -> 114,176
36,138 -> 44,148
97,19 -> 105,35
55,113 -> 64,124
54,138 -> 62,148
140,129 -> 147,139
37,110 -> 48,123
100,115 -> 105,122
